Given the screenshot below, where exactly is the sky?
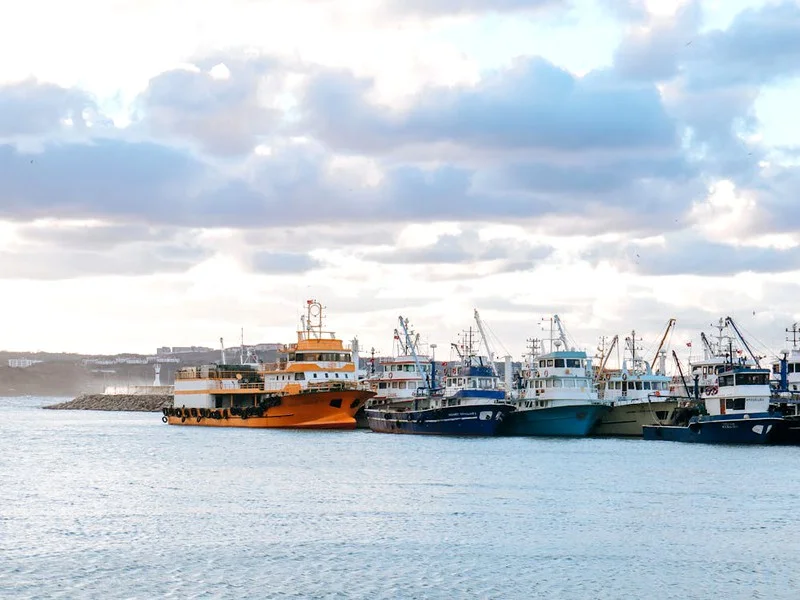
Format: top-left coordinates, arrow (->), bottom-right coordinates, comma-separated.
1,0 -> 799,366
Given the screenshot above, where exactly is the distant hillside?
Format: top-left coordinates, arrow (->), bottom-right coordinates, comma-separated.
0,349 -> 280,397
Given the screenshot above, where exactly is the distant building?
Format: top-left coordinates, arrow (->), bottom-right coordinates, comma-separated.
254,343 -> 282,351
157,346 -> 214,355
7,358 -> 42,368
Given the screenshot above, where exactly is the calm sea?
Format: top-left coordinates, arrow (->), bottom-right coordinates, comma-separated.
2,396 -> 800,599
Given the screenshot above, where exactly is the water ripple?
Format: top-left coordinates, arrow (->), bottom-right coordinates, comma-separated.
1,397 -> 799,599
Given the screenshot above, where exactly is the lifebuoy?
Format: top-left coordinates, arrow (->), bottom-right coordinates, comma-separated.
388,372 -> 393,379
622,374 -> 628,381
161,416 -> 168,423
544,370 -> 549,377
654,391 -> 661,397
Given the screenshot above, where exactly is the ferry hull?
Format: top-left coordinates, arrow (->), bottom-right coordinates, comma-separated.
500,404 -> 609,437
594,400 -> 679,437
166,390 -> 375,430
642,416 -> 782,444
365,404 -> 515,436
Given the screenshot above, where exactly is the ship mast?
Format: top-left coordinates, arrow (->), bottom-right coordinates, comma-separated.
787,323 -> 799,351
398,316 -> 428,392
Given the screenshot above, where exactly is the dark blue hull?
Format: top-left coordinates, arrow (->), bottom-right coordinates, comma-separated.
643,415 -> 782,444
365,404 -> 515,436
770,416 -> 800,445
500,404 -> 609,437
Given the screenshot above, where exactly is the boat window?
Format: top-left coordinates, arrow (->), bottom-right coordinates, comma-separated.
324,373 -> 329,378
634,381 -> 642,390
378,382 -> 387,389
458,378 -> 464,386
725,397 -> 746,411
554,359 -> 565,368
566,359 -> 580,368
295,373 -> 305,380
553,380 -> 562,388
313,373 -> 318,378
539,360 -> 546,368
546,359 -> 554,367
790,364 -> 798,373
399,382 -> 406,389
565,379 -> 575,388
718,375 -> 733,387
734,373 -> 768,386
643,382 -> 651,390
391,382 -> 398,388
335,373 -> 339,378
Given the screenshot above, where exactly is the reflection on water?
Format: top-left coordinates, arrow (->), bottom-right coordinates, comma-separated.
2,396 -> 800,599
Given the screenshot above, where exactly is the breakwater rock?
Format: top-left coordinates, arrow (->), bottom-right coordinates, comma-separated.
44,394 -> 173,412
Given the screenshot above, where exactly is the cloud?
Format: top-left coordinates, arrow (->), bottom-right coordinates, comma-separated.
583,233 -> 800,277
250,251 -> 323,274
134,56 -> 291,155
0,79 -> 100,138
300,58 -> 679,155
15,222 -> 186,249
384,0 -> 565,16
0,238 -> 210,280
0,139 -> 204,223
363,230 -> 553,270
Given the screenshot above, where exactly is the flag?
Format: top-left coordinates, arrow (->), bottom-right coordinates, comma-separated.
686,342 -> 692,348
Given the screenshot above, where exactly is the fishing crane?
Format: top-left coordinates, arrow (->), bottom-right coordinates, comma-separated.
596,335 -> 619,382
473,309 -> 498,375
724,316 -> 761,368
650,318 -> 676,371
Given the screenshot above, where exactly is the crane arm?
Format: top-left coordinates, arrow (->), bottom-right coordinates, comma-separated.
651,318 -> 676,368
724,316 -> 761,368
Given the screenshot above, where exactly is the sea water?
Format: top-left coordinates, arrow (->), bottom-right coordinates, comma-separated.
1,396 -> 800,599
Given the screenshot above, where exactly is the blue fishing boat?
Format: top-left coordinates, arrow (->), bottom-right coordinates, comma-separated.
501,315 -> 609,437
366,318 -> 514,436
768,325 -> 800,444
643,365 -> 781,444
645,316 -> 783,444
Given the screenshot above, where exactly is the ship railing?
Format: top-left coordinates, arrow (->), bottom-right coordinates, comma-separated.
297,331 -> 338,341
175,370 -> 262,381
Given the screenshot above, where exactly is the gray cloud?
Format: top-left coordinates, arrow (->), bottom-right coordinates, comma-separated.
0,79 -> 99,138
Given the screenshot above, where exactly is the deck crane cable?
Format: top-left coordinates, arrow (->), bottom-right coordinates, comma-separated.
730,320 -> 780,362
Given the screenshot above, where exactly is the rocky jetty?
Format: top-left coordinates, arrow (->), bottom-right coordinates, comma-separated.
44,394 -> 173,412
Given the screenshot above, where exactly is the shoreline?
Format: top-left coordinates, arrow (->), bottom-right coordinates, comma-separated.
43,394 -> 173,412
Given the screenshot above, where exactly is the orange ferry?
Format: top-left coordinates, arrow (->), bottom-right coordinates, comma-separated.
164,300 -> 375,429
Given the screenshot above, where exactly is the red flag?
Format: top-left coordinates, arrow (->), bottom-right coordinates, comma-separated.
686,342 -> 692,348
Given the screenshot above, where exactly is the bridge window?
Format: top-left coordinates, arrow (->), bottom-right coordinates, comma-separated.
378,382 -> 387,389
546,359 -> 554,367
643,382 -> 651,390
735,373 -> 768,386
719,375 -> 733,387
554,359 -> 565,368
725,398 -> 746,411
566,359 -> 581,368
539,360 -> 546,368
